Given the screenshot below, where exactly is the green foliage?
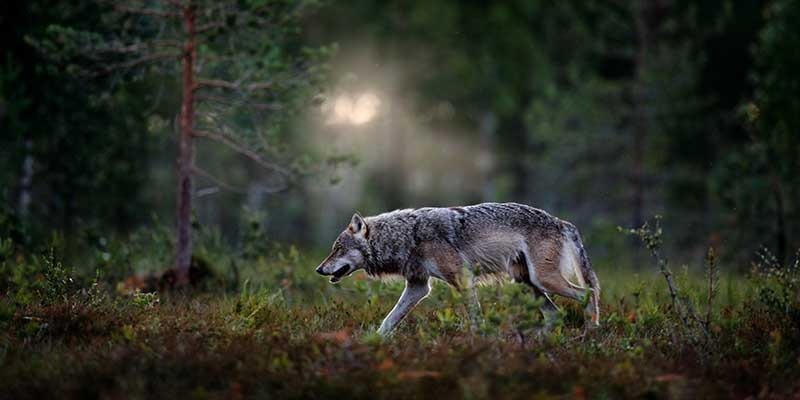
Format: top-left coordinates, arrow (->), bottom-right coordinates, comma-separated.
130,291 -> 160,309
1,0 -> 796,267
239,206 -> 270,260
36,250 -> 78,305
704,247 -> 720,331
621,216 -> 716,347
2,0 -> 800,394
620,216 -> 664,253
753,248 -> 800,321
713,0 -> 800,264
1,2 -> 156,238
0,246 -> 793,398
0,222 -> 797,398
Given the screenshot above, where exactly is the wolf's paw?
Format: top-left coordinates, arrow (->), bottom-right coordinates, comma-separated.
361,330 -> 385,345
534,325 -> 553,340
376,325 -> 394,338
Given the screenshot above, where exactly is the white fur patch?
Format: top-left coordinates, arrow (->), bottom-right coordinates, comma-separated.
559,239 -> 586,289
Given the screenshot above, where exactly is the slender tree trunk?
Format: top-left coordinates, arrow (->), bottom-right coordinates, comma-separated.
479,111 -> 496,202
631,0 -> 650,231
18,138 -> 34,218
630,0 -> 654,268
381,99 -> 406,210
175,3 -> 196,285
507,117 -> 529,202
774,185 -> 786,264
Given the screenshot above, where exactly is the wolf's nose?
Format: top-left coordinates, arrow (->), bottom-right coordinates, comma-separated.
315,265 -> 325,275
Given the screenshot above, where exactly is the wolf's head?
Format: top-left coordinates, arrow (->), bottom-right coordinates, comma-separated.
315,213 -> 369,283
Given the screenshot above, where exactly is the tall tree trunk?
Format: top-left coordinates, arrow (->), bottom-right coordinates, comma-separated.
507,116 -> 529,202
479,111 -> 496,202
17,138 -> 34,218
380,100 -> 406,210
175,3 -> 196,285
774,184 -> 786,264
630,0 -> 654,268
631,0 -> 650,231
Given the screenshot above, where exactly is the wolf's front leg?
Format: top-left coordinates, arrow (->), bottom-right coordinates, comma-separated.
377,279 -> 430,336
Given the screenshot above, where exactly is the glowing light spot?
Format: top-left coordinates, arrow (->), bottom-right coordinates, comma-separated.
350,93 -> 380,125
333,96 -> 353,121
326,92 -> 381,125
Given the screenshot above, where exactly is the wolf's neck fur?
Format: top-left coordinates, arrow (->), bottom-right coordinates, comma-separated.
362,209 -> 420,276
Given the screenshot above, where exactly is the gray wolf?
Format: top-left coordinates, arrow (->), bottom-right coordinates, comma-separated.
315,202 -> 600,336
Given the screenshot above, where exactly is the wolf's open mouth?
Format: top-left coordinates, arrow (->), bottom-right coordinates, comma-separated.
329,264 -> 350,283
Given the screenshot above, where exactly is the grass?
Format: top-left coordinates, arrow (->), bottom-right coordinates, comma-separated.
1,238 -> 799,399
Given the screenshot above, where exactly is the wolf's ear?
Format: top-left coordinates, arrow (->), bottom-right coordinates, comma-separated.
348,213 -> 368,238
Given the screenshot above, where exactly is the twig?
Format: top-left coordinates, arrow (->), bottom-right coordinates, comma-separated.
622,217 -> 709,339
652,248 -> 682,321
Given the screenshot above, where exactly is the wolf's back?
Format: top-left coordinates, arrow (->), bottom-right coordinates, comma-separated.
460,202 -> 563,234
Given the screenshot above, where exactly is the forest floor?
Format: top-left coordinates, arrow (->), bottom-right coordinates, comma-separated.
1,246 -> 800,399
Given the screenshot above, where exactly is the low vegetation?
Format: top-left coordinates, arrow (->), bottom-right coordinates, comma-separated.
1,223 -> 799,399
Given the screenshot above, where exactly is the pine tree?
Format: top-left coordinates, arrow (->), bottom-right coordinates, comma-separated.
33,0 -> 330,284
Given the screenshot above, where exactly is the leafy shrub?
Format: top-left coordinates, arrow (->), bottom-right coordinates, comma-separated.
750,248 -> 800,369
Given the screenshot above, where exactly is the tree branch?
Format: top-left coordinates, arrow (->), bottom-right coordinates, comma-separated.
162,0 -> 185,9
192,166 -> 247,194
115,5 -> 180,18
196,94 -> 282,111
196,22 -> 225,33
95,40 -> 182,55
193,130 -> 290,176
195,78 -> 274,92
90,51 -> 179,77
194,165 -> 289,196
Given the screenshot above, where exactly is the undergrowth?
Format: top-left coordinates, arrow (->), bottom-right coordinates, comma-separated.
0,219 -> 799,399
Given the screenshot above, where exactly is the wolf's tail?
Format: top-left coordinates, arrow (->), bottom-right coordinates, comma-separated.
565,223 -> 601,326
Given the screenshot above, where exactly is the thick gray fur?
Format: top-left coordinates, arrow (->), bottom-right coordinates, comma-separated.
315,202 -> 601,336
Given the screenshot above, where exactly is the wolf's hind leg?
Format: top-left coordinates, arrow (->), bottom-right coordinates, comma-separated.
538,289 -> 559,322
512,260 -> 560,331
527,241 -> 599,329
529,283 -> 560,330
377,279 -> 430,336
539,274 -> 599,329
